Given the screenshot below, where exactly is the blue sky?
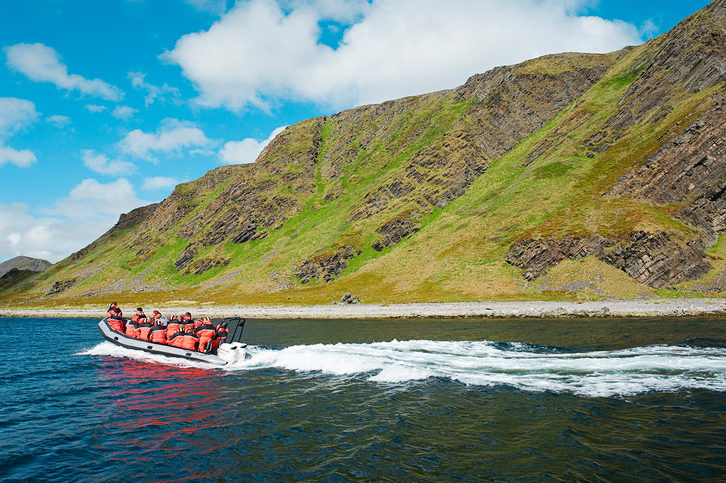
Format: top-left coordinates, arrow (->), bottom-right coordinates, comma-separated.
0,0 -> 712,263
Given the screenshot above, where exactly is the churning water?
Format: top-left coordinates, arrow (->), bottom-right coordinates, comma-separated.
2,316 -> 726,480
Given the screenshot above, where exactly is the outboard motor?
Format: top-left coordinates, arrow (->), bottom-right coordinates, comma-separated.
213,316 -> 247,363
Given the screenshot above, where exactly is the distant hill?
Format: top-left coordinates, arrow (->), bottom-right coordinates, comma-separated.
0,256 -> 52,278
2,0 -> 725,306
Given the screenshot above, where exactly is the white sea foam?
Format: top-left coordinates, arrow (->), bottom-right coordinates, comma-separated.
77,341 -> 211,368
80,339 -> 726,397
227,340 -> 726,396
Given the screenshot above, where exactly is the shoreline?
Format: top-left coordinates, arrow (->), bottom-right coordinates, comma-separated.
1,298 -> 725,319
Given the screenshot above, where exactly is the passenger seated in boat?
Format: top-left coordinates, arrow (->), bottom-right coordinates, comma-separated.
107,307 -> 125,333
166,320 -> 182,341
125,318 -> 139,338
181,312 -> 196,333
147,324 -> 167,343
196,317 -> 217,353
208,321 -> 230,352
168,328 -> 199,351
151,310 -> 163,324
131,308 -> 147,323
136,320 -> 154,340
106,302 -> 119,317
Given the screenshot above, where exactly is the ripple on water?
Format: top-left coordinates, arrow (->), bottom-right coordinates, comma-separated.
1,317 -> 726,481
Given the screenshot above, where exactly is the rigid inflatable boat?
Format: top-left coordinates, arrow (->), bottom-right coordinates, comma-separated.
98,316 -> 248,366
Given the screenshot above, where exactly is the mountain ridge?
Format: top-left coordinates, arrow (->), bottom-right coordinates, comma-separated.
2,0 -> 725,306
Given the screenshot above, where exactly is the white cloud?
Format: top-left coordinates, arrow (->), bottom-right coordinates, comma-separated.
0,145 -> 37,167
119,118 -> 214,160
0,97 -> 39,135
81,149 -> 136,175
282,0 -> 371,22
128,71 -> 181,106
43,178 -> 149,220
183,0 -> 227,15
0,178 -> 150,262
112,105 -> 138,120
219,125 -> 286,164
47,114 -> 71,129
5,43 -> 123,101
164,0 -> 643,111
0,97 -> 39,167
142,176 -> 179,191
85,104 -> 107,113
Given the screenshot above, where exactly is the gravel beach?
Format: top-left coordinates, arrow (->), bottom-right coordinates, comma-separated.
1,298 -> 725,319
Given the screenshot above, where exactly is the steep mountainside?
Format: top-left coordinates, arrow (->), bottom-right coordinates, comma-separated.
3,1 -> 725,306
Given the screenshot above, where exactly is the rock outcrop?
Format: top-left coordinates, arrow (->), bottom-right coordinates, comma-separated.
296,246 -> 362,283
46,279 -> 76,295
609,88 -> 726,236
372,218 -> 421,251
507,231 -> 711,288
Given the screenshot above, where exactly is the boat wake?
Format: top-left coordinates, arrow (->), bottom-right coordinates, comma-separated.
78,341 -> 214,369
81,339 -> 726,397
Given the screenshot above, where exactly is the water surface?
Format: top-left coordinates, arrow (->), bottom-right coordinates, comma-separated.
1,317 -> 725,481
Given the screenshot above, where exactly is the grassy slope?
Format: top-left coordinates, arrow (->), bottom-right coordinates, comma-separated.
3,21 -> 725,306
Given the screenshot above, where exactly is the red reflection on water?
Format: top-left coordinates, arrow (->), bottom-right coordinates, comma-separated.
94,356 -> 229,480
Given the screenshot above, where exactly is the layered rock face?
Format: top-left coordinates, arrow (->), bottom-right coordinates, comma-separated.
507,232 -> 710,289
609,88 -> 726,237
295,246 -> 362,283
503,1 -> 726,289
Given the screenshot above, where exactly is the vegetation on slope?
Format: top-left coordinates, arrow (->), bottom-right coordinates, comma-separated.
2,1 -> 725,306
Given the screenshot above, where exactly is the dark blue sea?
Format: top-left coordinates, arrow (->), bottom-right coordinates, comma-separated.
1,316 -> 726,481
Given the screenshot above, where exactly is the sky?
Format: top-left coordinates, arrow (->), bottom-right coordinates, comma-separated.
0,0 -> 712,263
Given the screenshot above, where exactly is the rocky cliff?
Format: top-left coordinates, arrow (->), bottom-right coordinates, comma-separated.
3,1 -> 725,305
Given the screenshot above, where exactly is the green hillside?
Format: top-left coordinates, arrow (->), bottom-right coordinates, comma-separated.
3,1 -> 725,307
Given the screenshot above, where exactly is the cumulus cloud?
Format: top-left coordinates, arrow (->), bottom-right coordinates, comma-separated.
0,203 -> 70,262
44,178 -> 149,220
142,176 -> 179,191
81,149 -> 136,176
85,104 -> 107,113
128,71 -> 181,106
219,125 -> 287,164
164,0 -> 643,110
0,145 -> 37,168
0,97 -> 39,167
112,105 -> 138,120
0,97 -> 39,134
0,179 -> 150,262
5,43 -> 123,101
119,118 -> 214,161
47,114 -> 71,129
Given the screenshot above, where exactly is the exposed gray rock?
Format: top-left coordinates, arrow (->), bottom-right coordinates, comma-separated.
175,243 -> 200,271
609,90 -> 726,236
185,257 -> 231,276
506,231 -> 711,288
46,279 -> 76,295
296,246 -> 361,283
372,218 -> 421,251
